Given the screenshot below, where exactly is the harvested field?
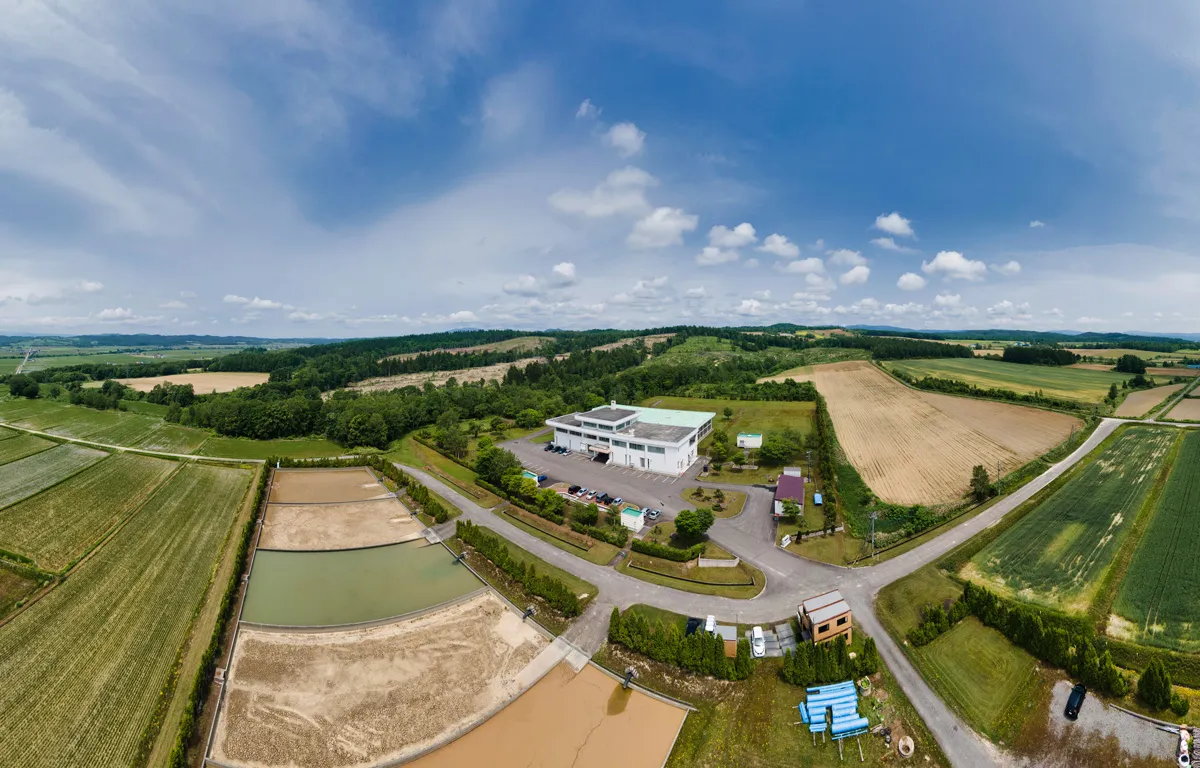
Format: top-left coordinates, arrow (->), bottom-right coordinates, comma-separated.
0,444 -> 107,510
1072,363 -> 1200,378
886,358 -> 1127,403
1110,431 -> 1200,651
259,498 -> 423,550
0,462 -> 251,767
589,332 -> 676,352
1114,384 -> 1184,418
1166,396 -> 1200,421
350,358 -> 542,392
0,453 -> 177,571
213,591 -> 548,768
0,433 -> 54,465
967,426 -> 1176,613
411,663 -> 688,768
770,362 -> 1080,504
269,467 -> 389,504
104,371 -> 268,393
381,335 -> 553,362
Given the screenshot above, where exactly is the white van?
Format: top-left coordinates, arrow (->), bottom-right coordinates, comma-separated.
751,626 -> 766,658
705,615 -> 716,635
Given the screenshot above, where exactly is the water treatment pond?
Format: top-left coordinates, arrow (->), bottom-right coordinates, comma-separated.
241,540 -> 483,627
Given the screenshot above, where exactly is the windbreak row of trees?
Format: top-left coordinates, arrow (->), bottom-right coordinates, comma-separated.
1001,346 -> 1079,366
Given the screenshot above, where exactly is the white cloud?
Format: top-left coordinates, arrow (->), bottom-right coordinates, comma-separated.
735,298 -> 764,316
550,261 -> 577,286
628,207 -> 698,249
987,300 -> 1032,320
1044,307 -> 1065,319
805,274 -> 837,293
695,246 -> 739,266
576,99 -> 599,119
1029,220 -> 1046,228
757,233 -> 800,258
870,237 -> 918,253
159,300 -> 188,309
246,297 -> 283,310
921,251 -> 987,281
224,294 -> 249,304
95,307 -> 133,321
684,286 -> 708,299
751,289 -> 771,300
479,64 -> 551,144
934,293 -> 963,308
990,260 -> 1022,276
873,212 -> 915,238
79,280 -> 104,293
288,311 -> 327,322
447,310 -> 478,323
503,275 -> 542,296
94,307 -> 161,324
1076,316 -> 1105,325
897,273 -> 927,291
708,223 -> 757,248
827,249 -> 867,267
548,166 -> 658,218
839,265 -> 871,285
606,122 -> 646,157
775,257 -> 826,275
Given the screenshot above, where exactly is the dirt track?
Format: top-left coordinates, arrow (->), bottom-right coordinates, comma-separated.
259,498 -> 423,550
269,468 -> 389,504
213,592 -> 547,768
766,362 -> 1081,504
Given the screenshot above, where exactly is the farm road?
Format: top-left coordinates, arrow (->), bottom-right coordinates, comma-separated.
400,417 -> 1156,767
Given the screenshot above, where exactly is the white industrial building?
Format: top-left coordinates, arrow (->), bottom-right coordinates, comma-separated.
546,401 -> 715,476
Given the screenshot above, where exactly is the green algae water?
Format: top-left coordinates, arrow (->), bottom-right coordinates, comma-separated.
241,540 -> 482,626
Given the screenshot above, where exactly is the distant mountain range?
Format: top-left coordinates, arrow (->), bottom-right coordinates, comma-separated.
845,325 -> 1200,344
0,333 -> 340,347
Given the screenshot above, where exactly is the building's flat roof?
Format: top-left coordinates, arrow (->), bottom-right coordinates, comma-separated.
620,422 -> 695,443
548,414 -> 582,428
620,508 -> 644,518
738,432 -> 762,438
582,407 -> 638,423
801,590 -> 844,615
808,601 -> 852,626
619,404 -> 715,429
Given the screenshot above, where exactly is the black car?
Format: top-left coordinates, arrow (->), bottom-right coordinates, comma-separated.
599,493 -> 613,505
568,485 -> 581,494
544,443 -> 554,452
1064,683 -> 1086,720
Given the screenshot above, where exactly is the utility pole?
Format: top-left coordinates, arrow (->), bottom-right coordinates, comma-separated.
996,460 -> 1002,496
869,510 -> 878,558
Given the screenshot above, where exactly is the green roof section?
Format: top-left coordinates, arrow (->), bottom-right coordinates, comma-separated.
738,432 -> 762,438
611,404 -> 715,429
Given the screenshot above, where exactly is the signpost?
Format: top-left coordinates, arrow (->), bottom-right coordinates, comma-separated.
781,534 -> 793,548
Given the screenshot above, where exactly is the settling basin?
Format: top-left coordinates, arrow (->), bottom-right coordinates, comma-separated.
240,540 -> 483,627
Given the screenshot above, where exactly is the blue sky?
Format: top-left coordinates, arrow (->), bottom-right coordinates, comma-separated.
2,0 -> 1199,335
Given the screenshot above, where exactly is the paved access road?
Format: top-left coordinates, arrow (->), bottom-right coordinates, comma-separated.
407,417 -> 1157,767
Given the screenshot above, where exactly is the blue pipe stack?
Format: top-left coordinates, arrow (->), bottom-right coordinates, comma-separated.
797,680 -> 869,739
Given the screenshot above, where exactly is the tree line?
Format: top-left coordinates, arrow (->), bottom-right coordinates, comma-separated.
456,520 -> 581,617
607,607 -> 753,681
1001,346 -> 1079,366
780,634 -> 879,687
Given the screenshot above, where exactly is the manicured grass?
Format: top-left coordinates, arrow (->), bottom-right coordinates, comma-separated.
877,565 -> 964,637
0,462 -> 252,767
0,454 -> 178,572
1111,430 -> 1200,651
529,430 -> 553,444
967,426 -> 1177,613
915,618 -> 1040,742
493,507 -> 618,565
0,434 -> 55,466
643,521 -> 733,559
644,396 -> 816,447
595,632 -> 949,768
885,358 -> 1128,403
0,444 -> 108,511
617,552 -> 765,599
390,435 -> 504,507
197,435 -> 343,459
682,486 -> 746,518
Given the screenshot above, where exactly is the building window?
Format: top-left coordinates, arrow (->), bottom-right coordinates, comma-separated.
690,435 -> 697,445
598,424 -> 613,431
647,445 -> 665,454
836,616 -> 847,626
630,443 -> 646,451
569,430 -> 582,437
599,436 -> 611,443
611,440 -> 627,448
818,623 -> 830,633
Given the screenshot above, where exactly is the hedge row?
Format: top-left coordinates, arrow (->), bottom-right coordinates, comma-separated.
812,393 -> 839,531
630,538 -> 705,562
456,520 -> 581,617
570,521 -> 628,547
781,633 -> 878,687
608,607 -> 752,681
477,479 -> 564,525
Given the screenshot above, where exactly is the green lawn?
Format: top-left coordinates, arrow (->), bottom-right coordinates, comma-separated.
1111,430 -> 1200,651
877,565 -> 964,636
967,426 -> 1177,613
885,358 -> 1129,403
915,618 -> 1040,742
493,507 -> 618,566
617,551 -> 764,599
645,396 -> 815,444
390,434 -> 504,507
681,487 -> 746,518
197,436 -> 344,459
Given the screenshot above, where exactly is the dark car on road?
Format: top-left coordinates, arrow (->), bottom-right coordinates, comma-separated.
568,485 -> 580,494
1064,684 -> 1086,720
544,443 -> 554,452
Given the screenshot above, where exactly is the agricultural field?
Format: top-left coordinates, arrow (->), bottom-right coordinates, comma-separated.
0,462 -> 252,767
1114,383 -> 1184,418
1110,431 -> 1200,651
643,396 -> 816,442
351,357 -> 543,392
0,563 -> 41,618
196,435 -> 344,459
1066,348 -> 1189,360
0,433 -> 54,465
380,335 -> 553,361
0,444 -> 107,510
89,371 -> 269,393
0,398 -> 210,453
0,346 -> 239,374
0,454 -> 178,571
1165,396 -> 1200,421
771,362 -> 1079,504
886,358 -> 1128,403
965,426 -> 1177,613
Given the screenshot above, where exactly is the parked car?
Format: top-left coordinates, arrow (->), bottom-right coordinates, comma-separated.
537,474 -> 547,483
611,497 -> 623,506
705,615 -> 716,634
585,490 -> 597,499
563,449 -> 572,456
544,443 -> 554,452
751,626 -> 766,658
645,507 -> 660,520
1064,684 -> 1086,720
568,485 -> 580,494
554,446 -> 565,454
575,487 -> 588,497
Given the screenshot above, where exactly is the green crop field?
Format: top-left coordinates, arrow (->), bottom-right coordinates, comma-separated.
0,444 -> 108,511
967,426 -> 1177,613
0,454 -> 178,572
1110,431 -> 1200,651
0,462 -> 251,767
885,358 -> 1129,403
0,346 -> 239,374
0,434 -> 54,466
0,399 -> 211,454
197,435 -> 344,459
914,618 -> 1039,741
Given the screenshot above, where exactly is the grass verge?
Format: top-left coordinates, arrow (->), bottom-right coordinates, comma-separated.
390,435 -> 503,508
493,506 -> 618,565
616,553 -> 764,599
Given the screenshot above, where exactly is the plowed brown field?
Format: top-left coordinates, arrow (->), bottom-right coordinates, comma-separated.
767,362 -> 1081,504
1114,384 -> 1184,418
1167,397 -> 1200,421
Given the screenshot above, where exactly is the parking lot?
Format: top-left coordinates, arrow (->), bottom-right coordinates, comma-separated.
505,439 -> 698,515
